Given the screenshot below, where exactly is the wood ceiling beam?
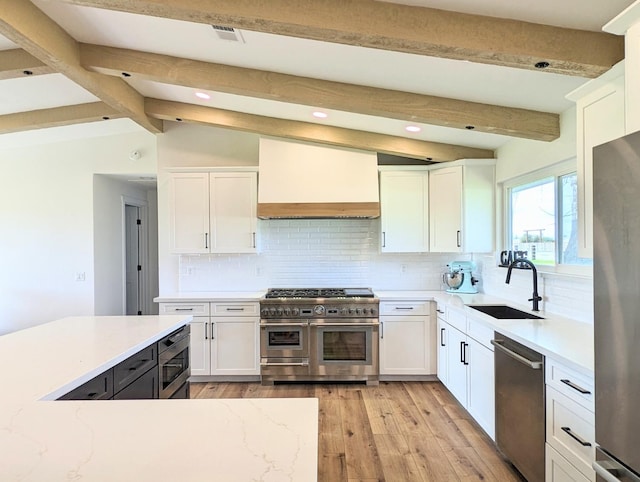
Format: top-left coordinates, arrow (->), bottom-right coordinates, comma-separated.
0,0 -> 162,133
0,49 -> 55,80
145,98 -> 494,162
0,102 -> 122,134
82,44 -> 559,142
62,0 -> 623,78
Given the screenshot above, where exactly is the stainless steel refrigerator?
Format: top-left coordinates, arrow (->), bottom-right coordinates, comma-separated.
593,131 -> 640,482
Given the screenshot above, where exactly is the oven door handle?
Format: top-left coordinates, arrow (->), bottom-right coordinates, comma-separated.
260,322 -> 309,327
309,322 -> 379,327
260,361 -> 309,366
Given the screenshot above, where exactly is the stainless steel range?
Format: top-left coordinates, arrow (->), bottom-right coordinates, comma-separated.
260,288 -> 379,385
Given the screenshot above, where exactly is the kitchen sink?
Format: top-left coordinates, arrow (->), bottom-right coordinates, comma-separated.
467,305 -> 544,320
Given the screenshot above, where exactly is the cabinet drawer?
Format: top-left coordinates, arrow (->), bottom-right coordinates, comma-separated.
113,344 -> 157,394
211,302 -> 259,317
546,357 -> 594,411
546,386 -> 595,481
546,444 -> 591,482
446,306 -> 466,333
113,365 -> 158,400
467,318 -> 494,350
59,369 -> 114,400
380,301 -> 430,316
159,302 -> 210,316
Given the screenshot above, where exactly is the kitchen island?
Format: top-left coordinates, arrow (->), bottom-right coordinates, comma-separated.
0,315 -> 318,481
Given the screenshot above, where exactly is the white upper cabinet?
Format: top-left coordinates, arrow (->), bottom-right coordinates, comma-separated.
567,65 -> 625,259
169,172 -> 210,254
169,171 -> 258,254
379,170 -> 429,253
429,163 -> 495,253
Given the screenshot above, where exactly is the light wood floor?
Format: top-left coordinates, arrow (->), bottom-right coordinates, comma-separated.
190,381 -> 524,482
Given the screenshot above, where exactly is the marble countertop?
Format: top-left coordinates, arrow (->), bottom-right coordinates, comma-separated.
155,291 -> 266,302
0,315 -> 318,481
376,290 -> 594,376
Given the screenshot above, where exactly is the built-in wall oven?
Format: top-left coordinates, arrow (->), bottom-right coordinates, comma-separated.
158,324 -> 191,399
260,288 -> 379,385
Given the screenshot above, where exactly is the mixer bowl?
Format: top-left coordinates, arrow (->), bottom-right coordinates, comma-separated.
443,271 -> 465,290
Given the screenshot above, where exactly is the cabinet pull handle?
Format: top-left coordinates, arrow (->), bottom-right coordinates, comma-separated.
440,328 -> 445,347
456,230 -> 461,247
174,308 -> 193,311
226,307 -> 245,311
204,322 -> 208,340
436,309 -> 444,314
128,359 -> 149,371
561,426 -> 592,447
211,322 -> 215,340
205,232 -> 209,249
460,341 -> 465,364
560,379 -> 591,395
382,231 -> 386,248
394,307 -> 414,310
463,342 -> 469,365
380,321 -> 384,339
252,232 -> 256,248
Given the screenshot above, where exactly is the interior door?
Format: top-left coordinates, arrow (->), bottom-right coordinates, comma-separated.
125,204 -> 141,315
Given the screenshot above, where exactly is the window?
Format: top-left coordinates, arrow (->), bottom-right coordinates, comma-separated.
505,161 -> 592,272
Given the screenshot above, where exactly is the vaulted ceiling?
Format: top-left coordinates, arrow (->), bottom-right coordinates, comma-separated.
0,0 -> 634,160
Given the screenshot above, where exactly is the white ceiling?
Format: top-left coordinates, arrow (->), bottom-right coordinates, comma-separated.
0,0 -> 636,151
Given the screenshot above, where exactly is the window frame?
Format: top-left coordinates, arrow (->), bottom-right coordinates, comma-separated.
502,158 -> 592,278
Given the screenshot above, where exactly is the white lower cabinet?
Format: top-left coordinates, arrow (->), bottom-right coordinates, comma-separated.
545,357 -> 596,482
546,444 -> 590,482
379,301 -> 436,376
160,302 -> 259,378
438,306 -> 495,440
436,305 -> 448,386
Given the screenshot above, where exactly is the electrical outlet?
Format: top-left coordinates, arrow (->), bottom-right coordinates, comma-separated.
401,264 -> 408,274
75,272 -> 86,282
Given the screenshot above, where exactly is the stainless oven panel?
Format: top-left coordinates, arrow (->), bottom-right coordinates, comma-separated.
260,322 -> 309,359
158,326 -> 191,399
310,322 -> 379,378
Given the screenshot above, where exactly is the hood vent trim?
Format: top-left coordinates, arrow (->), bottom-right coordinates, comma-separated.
257,202 -> 380,219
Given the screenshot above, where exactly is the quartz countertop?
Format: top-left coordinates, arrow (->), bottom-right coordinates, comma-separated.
155,291 -> 266,302
376,290 -> 594,376
0,315 -> 318,481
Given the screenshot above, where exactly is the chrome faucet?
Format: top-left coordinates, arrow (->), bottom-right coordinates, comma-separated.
505,258 -> 542,311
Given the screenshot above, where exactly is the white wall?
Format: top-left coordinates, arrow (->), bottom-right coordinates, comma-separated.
93,175 -> 157,316
0,129 -> 157,334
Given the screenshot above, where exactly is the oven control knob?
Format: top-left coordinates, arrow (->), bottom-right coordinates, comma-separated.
361,308 -> 369,315
292,307 -> 300,316
340,308 -> 348,316
276,307 -> 284,316
356,308 -> 363,315
314,305 -> 325,316
269,308 -> 276,316
284,307 -> 291,316
349,308 -> 355,315
370,307 -> 377,315
261,308 -> 269,317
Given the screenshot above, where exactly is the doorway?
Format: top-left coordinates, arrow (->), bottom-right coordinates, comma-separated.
123,198 -> 150,315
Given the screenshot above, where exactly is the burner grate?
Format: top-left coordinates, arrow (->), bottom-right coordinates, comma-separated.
264,288 -> 374,299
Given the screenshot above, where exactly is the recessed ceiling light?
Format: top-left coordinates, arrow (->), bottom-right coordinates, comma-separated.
405,125 -> 421,133
195,92 -> 211,100
312,111 -> 328,119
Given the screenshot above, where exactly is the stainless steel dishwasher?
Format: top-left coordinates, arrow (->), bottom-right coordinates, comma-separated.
491,333 -> 545,482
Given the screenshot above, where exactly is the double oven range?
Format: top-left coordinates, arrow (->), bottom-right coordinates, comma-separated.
260,288 -> 379,385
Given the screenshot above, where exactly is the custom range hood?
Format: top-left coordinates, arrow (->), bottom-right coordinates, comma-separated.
257,138 -> 380,219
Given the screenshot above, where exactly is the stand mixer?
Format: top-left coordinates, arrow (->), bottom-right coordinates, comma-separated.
443,261 -> 478,294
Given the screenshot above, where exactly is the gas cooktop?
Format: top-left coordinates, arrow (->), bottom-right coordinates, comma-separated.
264,287 -> 375,299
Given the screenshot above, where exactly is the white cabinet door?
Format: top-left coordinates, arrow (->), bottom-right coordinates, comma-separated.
429,164 -> 494,253
210,317 -> 259,375
546,444 -> 591,482
380,315 -> 435,375
379,170 -> 429,253
575,76 -> 625,258
446,323 -> 468,406
429,166 -> 462,252
189,317 -> 211,377
467,337 -> 495,440
209,172 -> 257,253
169,173 -> 210,253
436,316 -> 448,386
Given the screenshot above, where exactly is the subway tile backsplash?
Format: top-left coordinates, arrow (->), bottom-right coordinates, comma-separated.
178,219 -> 593,324
179,219 -> 464,292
